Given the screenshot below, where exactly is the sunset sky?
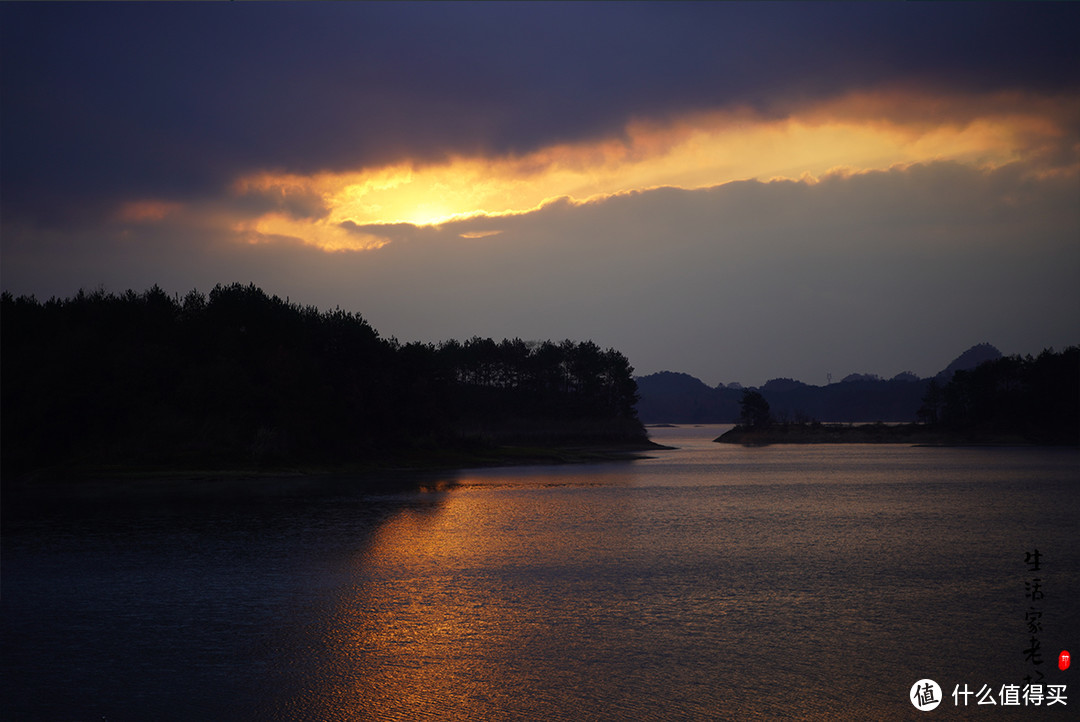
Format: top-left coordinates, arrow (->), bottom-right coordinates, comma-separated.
2,2 -> 1077,386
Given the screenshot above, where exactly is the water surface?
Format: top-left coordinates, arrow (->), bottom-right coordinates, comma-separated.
3,426 -> 1077,720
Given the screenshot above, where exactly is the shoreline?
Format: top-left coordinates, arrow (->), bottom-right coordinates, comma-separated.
714,422 -> 1078,447
1,439 -> 668,503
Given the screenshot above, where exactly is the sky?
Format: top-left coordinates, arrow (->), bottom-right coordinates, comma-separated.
2,2 -> 1078,387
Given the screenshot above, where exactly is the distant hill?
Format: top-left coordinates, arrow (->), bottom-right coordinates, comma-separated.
636,343 -> 1007,424
935,342 -> 1002,382
635,372 -> 743,424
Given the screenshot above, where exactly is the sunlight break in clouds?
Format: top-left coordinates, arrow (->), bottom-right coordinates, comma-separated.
226,89 -> 1077,252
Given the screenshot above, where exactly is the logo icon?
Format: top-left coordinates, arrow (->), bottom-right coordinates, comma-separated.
911,679 -> 942,711
1061,650 -> 1071,671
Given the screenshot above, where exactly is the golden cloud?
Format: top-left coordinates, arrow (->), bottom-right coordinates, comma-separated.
230,213 -> 388,252
224,89 -> 1079,252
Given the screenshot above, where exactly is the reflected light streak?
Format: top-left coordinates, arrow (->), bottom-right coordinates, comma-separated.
298,479 -> 670,720
304,493 -> 539,720
231,89 -> 1076,251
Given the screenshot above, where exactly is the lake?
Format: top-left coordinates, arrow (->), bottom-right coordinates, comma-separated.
2,425 -> 1077,720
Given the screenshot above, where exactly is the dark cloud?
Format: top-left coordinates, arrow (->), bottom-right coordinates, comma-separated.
232,185 -> 330,222
2,2 -> 1077,227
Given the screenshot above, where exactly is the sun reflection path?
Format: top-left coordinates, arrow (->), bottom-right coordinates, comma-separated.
306,496 -> 550,720
289,478 -> 697,720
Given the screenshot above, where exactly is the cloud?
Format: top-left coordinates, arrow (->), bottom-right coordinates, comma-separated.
187,88 -> 1078,251
230,176 -> 332,221
4,157 -> 1076,385
115,200 -> 186,224
3,3 -> 1078,228
2,4 -> 1077,386
458,231 -> 503,240
34,86 -> 1064,259
341,160 -> 1079,384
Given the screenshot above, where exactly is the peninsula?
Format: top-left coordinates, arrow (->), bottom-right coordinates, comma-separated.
1,284 -> 654,481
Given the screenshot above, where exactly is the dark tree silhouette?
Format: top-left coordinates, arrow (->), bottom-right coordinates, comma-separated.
931,346 -> 1078,444
917,379 -> 943,425
1,284 -> 647,473
739,390 -> 772,429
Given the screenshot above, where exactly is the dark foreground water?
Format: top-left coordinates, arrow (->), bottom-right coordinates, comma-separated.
2,426 -> 1077,720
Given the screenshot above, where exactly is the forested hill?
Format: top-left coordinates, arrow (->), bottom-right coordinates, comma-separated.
1,284 -> 646,474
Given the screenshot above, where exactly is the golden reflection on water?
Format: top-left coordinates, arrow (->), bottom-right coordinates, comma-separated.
285,474 -> 863,720
291,475 -> 723,721
304,487 -> 545,720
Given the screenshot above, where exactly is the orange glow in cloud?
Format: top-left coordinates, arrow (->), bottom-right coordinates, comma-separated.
231,213 -> 389,252
229,89 -> 1077,251
116,199 -> 184,223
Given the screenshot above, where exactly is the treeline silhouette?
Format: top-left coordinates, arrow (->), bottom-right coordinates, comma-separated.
919,347 -> 1079,444
718,348 -> 1078,446
1,284 -> 645,473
